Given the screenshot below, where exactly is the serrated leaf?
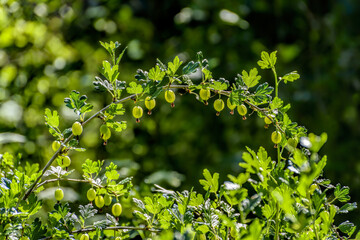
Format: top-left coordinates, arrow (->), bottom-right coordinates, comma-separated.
253,83 -> 273,103
210,78 -> 229,91
79,204 -> 97,220
126,82 -> 143,95
199,169 -> 219,194
167,56 -> 183,76
182,61 -> 199,75
282,71 -> 300,84
270,97 -> 283,109
334,184 -> 351,202
257,51 -> 277,69
339,202 -> 357,213
148,65 -> 165,81
242,68 -> 261,88
339,221 -> 356,237
44,108 -> 59,128
64,90 -> 93,115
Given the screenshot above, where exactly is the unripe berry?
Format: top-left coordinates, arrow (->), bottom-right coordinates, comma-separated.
100,124 -> 111,140
199,89 -> 210,101
145,96 -> 156,114
132,106 -> 143,123
55,188 -> 64,201
62,156 -> 71,167
227,98 -> 236,110
52,141 -> 61,151
115,237 -> 121,240
112,202 -> 122,217
80,233 -> 89,240
165,90 -> 175,106
271,131 -> 282,144
264,116 -> 272,125
104,194 -> 112,206
72,122 -> 83,136
95,195 -> 104,208
213,99 -> 224,116
87,188 -> 96,202
237,104 -> 247,119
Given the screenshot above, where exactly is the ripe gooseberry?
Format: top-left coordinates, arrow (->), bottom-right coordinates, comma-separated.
145,96 -> 156,115
271,131 -> 282,146
55,188 -> 64,201
72,122 -> 83,136
95,195 -> 105,208
62,156 -> 71,168
87,188 -> 96,202
165,90 -> 175,107
104,194 -> 112,206
80,233 -> 89,240
199,89 -> 210,102
226,98 -> 236,115
52,141 -> 61,151
100,124 -> 111,144
132,106 -> 143,123
213,99 -> 224,116
112,202 -> 122,217
237,104 -> 247,120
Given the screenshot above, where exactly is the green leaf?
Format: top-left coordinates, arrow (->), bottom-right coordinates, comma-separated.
270,97 -> 283,109
334,184 -> 351,202
338,221 -> 356,237
167,56 -> 183,76
64,90 -> 93,115
44,108 -> 59,128
257,51 -> 277,69
199,169 -> 219,193
105,170 -> 120,181
282,71 -> 300,84
79,204 -> 97,220
253,83 -> 273,103
339,202 -> 357,214
182,61 -> 200,75
126,82 -> 143,95
148,65 -> 165,81
242,68 -> 261,88
209,78 -> 229,91
202,68 -> 212,81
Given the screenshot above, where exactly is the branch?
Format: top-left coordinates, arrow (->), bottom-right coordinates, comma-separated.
19,84 -> 284,203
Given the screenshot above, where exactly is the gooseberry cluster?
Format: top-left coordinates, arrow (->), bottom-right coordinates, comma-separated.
87,188 -> 122,217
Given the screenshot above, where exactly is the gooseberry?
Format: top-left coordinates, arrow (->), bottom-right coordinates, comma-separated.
145,96 -> 156,114
199,89 -> 210,101
55,188 -> 64,201
132,106 -> 143,123
80,233 -> 89,240
100,124 -> 111,141
52,141 -> 61,151
87,188 -> 96,202
104,194 -> 112,206
264,116 -> 272,125
237,104 -> 247,119
213,99 -> 224,115
62,156 -> 71,167
165,90 -> 175,107
72,122 -> 83,136
271,131 -> 282,144
227,98 -> 236,115
95,195 -> 105,208
112,202 -> 122,217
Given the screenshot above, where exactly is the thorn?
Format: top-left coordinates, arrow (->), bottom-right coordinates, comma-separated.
136,118 -> 140,123
242,116 -> 247,120
103,141 -> 107,146
171,102 -> 175,108
147,111 -> 152,115
204,101 -> 208,106
274,144 -> 278,148
216,112 -> 220,116
230,110 -> 234,115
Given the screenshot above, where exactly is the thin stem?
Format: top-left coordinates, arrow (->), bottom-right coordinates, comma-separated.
272,67 -> 278,98
38,226 -> 161,240
275,203 -> 281,240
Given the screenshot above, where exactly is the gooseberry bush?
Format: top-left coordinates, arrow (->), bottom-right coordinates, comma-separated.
1,41 -> 359,240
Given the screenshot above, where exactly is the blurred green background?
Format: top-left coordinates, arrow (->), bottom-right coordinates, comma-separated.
1,0 -> 360,225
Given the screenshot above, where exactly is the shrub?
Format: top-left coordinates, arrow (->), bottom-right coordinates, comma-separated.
0,42 -> 358,239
